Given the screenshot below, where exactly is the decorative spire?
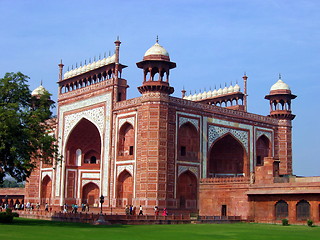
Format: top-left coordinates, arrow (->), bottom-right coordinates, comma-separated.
279,73 -> 282,79
40,80 -> 43,86
156,35 -> 159,43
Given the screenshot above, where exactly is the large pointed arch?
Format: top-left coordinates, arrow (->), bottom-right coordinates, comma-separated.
178,122 -> 199,162
177,170 -> 198,209
208,133 -> 248,177
116,170 -> 133,207
82,182 -> 99,206
65,118 -> 101,166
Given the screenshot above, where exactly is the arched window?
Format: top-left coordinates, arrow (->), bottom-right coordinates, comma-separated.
178,122 -> 199,162
275,200 -> 288,219
84,150 -> 99,164
296,200 -> 310,221
256,135 -> 271,166
118,123 -> 135,157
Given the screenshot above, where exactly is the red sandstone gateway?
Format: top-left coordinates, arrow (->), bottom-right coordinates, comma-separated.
2,38 -> 319,225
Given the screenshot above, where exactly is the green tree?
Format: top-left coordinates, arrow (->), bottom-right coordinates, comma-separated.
0,72 -> 60,183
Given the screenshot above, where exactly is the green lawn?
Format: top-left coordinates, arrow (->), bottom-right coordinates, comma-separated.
0,218 -> 319,240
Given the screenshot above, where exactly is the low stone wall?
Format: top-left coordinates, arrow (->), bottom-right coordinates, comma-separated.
19,211 -> 243,225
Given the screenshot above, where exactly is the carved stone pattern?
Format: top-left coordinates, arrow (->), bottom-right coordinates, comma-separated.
60,79 -> 112,100
41,171 -> 52,180
178,165 -> 199,178
169,96 -> 279,125
256,130 -> 272,142
179,116 -> 199,131
82,172 -> 100,179
82,179 -> 100,187
208,125 -> 248,152
119,117 -> 135,129
64,107 -> 104,141
117,165 -> 134,177
114,97 -> 142,110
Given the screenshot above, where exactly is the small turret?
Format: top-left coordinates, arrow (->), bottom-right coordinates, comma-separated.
265,75 -> 297,120
136,38 -> 176,95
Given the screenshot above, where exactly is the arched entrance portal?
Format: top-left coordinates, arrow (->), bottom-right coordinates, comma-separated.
177,171 -> 197,209
208,134 -> 247,177
41,175 -> 52,205
82,182 -> 99,206
116,170 -> 133,207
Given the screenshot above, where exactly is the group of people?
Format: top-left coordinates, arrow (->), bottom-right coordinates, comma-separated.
63,203 -> 89,213
154,206 -> 168,216
125,205 -> 167,216
0,202 -> 50,212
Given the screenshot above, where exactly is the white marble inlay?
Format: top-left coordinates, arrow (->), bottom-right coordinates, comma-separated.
179,116 -> 199,131
117,165 -> 134,177
208,125 -> 248,152
178,165 -> 199,178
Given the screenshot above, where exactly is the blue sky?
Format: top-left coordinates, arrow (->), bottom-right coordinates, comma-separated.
0,0 -> 319,176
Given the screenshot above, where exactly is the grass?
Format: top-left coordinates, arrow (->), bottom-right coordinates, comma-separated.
0,218 -> 319,240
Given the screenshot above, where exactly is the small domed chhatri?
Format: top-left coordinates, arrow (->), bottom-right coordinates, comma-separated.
142,37 -> 171,61
144,42 -> 169,56
269,75 -> 291,93
31,84 -> 48,96
270,79 -> 290,91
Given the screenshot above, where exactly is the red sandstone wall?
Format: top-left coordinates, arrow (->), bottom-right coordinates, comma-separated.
199,181 -> 250,218
249,194 -> 320,224
24,163 -> 41,204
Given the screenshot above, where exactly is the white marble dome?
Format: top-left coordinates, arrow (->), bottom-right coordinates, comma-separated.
234,83 -> 240,92
144,42 -> 169,57
201,91 -> 207,99
222,86 -> 228,94
32,85 -> 48,96
270,79 -> 290,91
228,85 -> 234,93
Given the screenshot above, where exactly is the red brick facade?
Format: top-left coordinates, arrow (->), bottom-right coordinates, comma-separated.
14,39 -> 319,224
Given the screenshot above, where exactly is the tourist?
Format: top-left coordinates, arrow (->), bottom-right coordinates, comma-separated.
81,203 -> 86,212
71,204 -> 75,213
45,203 -> 49,212
86,203 -> 89,212
74,204 -> 78,213
125,205 -> 130,215
154,206 -> 159,216
162,208 -> 168,216
63,203 -> 68,213
129,205 -> 133,215
138,205 -> 143,215
36,203 -> 40,210
26,202 -> 30,211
